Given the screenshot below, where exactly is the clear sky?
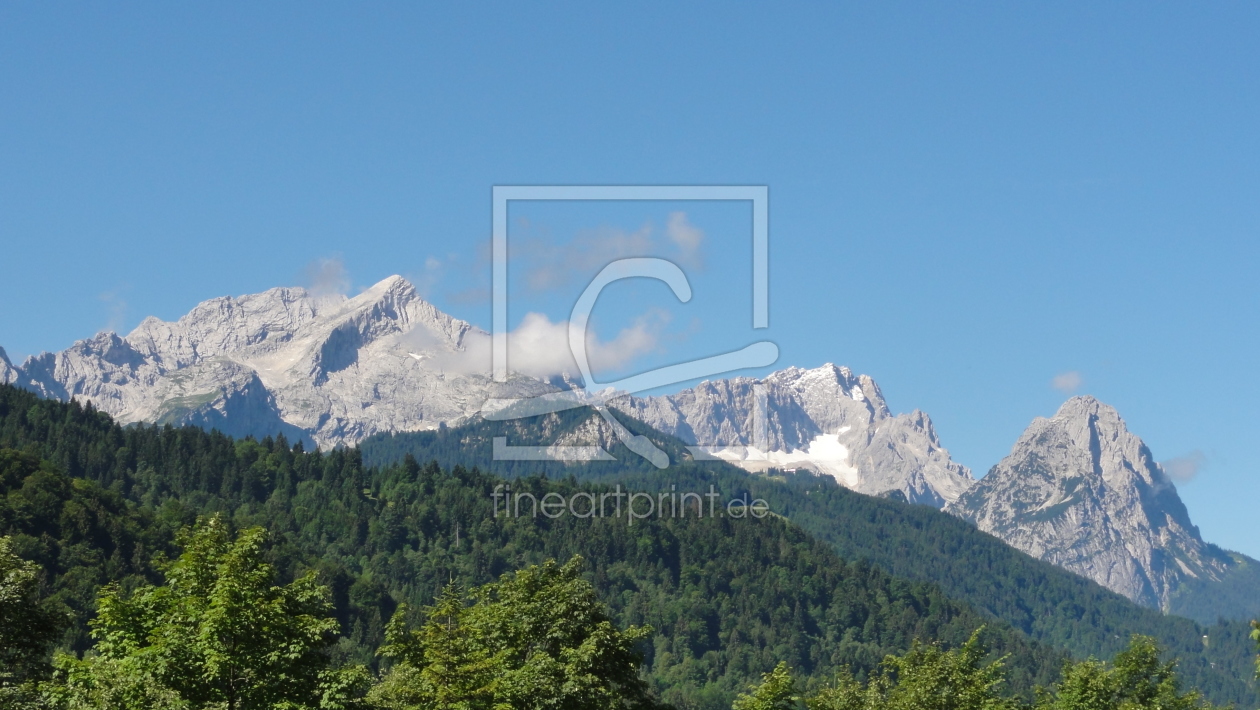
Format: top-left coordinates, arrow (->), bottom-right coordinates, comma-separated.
1,3 -> 1258,556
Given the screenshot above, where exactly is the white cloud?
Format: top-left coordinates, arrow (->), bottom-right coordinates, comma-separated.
405,310 -> 667,382
666,211 -> 705,267
1051,371 -> 1083,393
1161,450 -> 1206,483
303,256 -> 350,298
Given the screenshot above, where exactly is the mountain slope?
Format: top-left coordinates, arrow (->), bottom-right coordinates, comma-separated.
947,396 -> 1234,611
9,276 -> 552,448
614,364 -> 974,506
362,413 -> 1259,708
3,280 -> 975,507
0,346 -> 16,384
0,382 -> 1065,710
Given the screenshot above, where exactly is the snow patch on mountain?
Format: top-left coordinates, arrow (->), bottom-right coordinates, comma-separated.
615,364 -> 974,506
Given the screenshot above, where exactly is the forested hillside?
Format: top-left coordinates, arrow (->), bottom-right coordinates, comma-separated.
0,383 -> 1065,708
362,413 -> 1260,707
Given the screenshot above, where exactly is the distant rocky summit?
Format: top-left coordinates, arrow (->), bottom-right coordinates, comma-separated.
6,276 -> 552,448
8,279 -> 1259,616
2,277 -> 974,507
947,396 -> 1235,610
615,364 -> 974,506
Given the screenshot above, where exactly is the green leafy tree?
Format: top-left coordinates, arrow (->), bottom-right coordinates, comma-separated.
804,669 -> 874,710
53,516 -> 367,710
372,556 -> 661,710
373,583 -> 498,709
877,630 -> 1017,710
1,535 -> 66,705
803,630 -> 1016,710
1252,620 -> 1259,679
732,662 -> 797,710
1035,635 -> 1216,710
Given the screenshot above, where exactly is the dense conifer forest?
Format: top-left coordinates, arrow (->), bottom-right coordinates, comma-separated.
1,383 -> 1257,708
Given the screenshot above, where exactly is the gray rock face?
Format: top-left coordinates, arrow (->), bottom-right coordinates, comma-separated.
614,364 -> 975,506
0,347 -> 16,385
946,396 -> 1232,609
8,276 -> 552,448
2,280 -> 972,508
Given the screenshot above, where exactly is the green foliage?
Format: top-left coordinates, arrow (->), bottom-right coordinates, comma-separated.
803,669 -> 871,710
1,534 -> 66,707
875,630 -> 1017,710
362,415 -> 1259,706
732,662 -> 797,710
1252,620 -> 1259,678
1168,550 -> 1260,625
0,446 -> 171,653
1,385 -> 1254,709
802,635 -> 1218,710
0,384 -> 1071,709
598,464 -> 1260,708
54,516 -> 368,710
374,557 -> 659,710
1035,636 -> 1216,710
374,585 -> 498,709
43,654 -> 190,710
804,630 -> 1018,710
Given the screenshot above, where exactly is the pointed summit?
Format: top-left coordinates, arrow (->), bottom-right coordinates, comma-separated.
947,396 -> 1231,609
4,276 -> 554,448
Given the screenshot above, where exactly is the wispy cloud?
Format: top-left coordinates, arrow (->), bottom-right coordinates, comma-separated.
511,212 -> 708,294
1161,450 -> 1207,483
666,211 -> 705,268
99,285 -> 130,333
411,256 -> 444,298
303,256 -> 350,298
1051,371 -> 1083,394
520,224 -> 655,292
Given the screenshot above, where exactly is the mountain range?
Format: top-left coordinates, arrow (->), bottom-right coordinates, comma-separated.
2,275 -> 1256,622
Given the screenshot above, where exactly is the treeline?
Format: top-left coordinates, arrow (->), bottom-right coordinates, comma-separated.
0,383 -> 1257,708
4,522 -> 1253,710
0,440 -> 1061,708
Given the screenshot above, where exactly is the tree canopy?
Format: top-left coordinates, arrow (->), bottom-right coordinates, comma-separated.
372,556 -> 661,710
49,516 -> 369,710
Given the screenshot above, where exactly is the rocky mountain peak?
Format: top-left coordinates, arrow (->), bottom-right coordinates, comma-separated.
2,281 -> 970,506
2,276 -> 559,448
947,396 -> 1230,609
615,363 -> 973,506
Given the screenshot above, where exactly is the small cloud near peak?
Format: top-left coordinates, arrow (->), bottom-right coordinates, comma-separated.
1161,450 -> 1206,483
1051,370 -> 1083,394
303,256 -> 350,298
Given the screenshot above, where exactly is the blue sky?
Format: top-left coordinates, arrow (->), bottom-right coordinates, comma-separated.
1,3 -> 1258,556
